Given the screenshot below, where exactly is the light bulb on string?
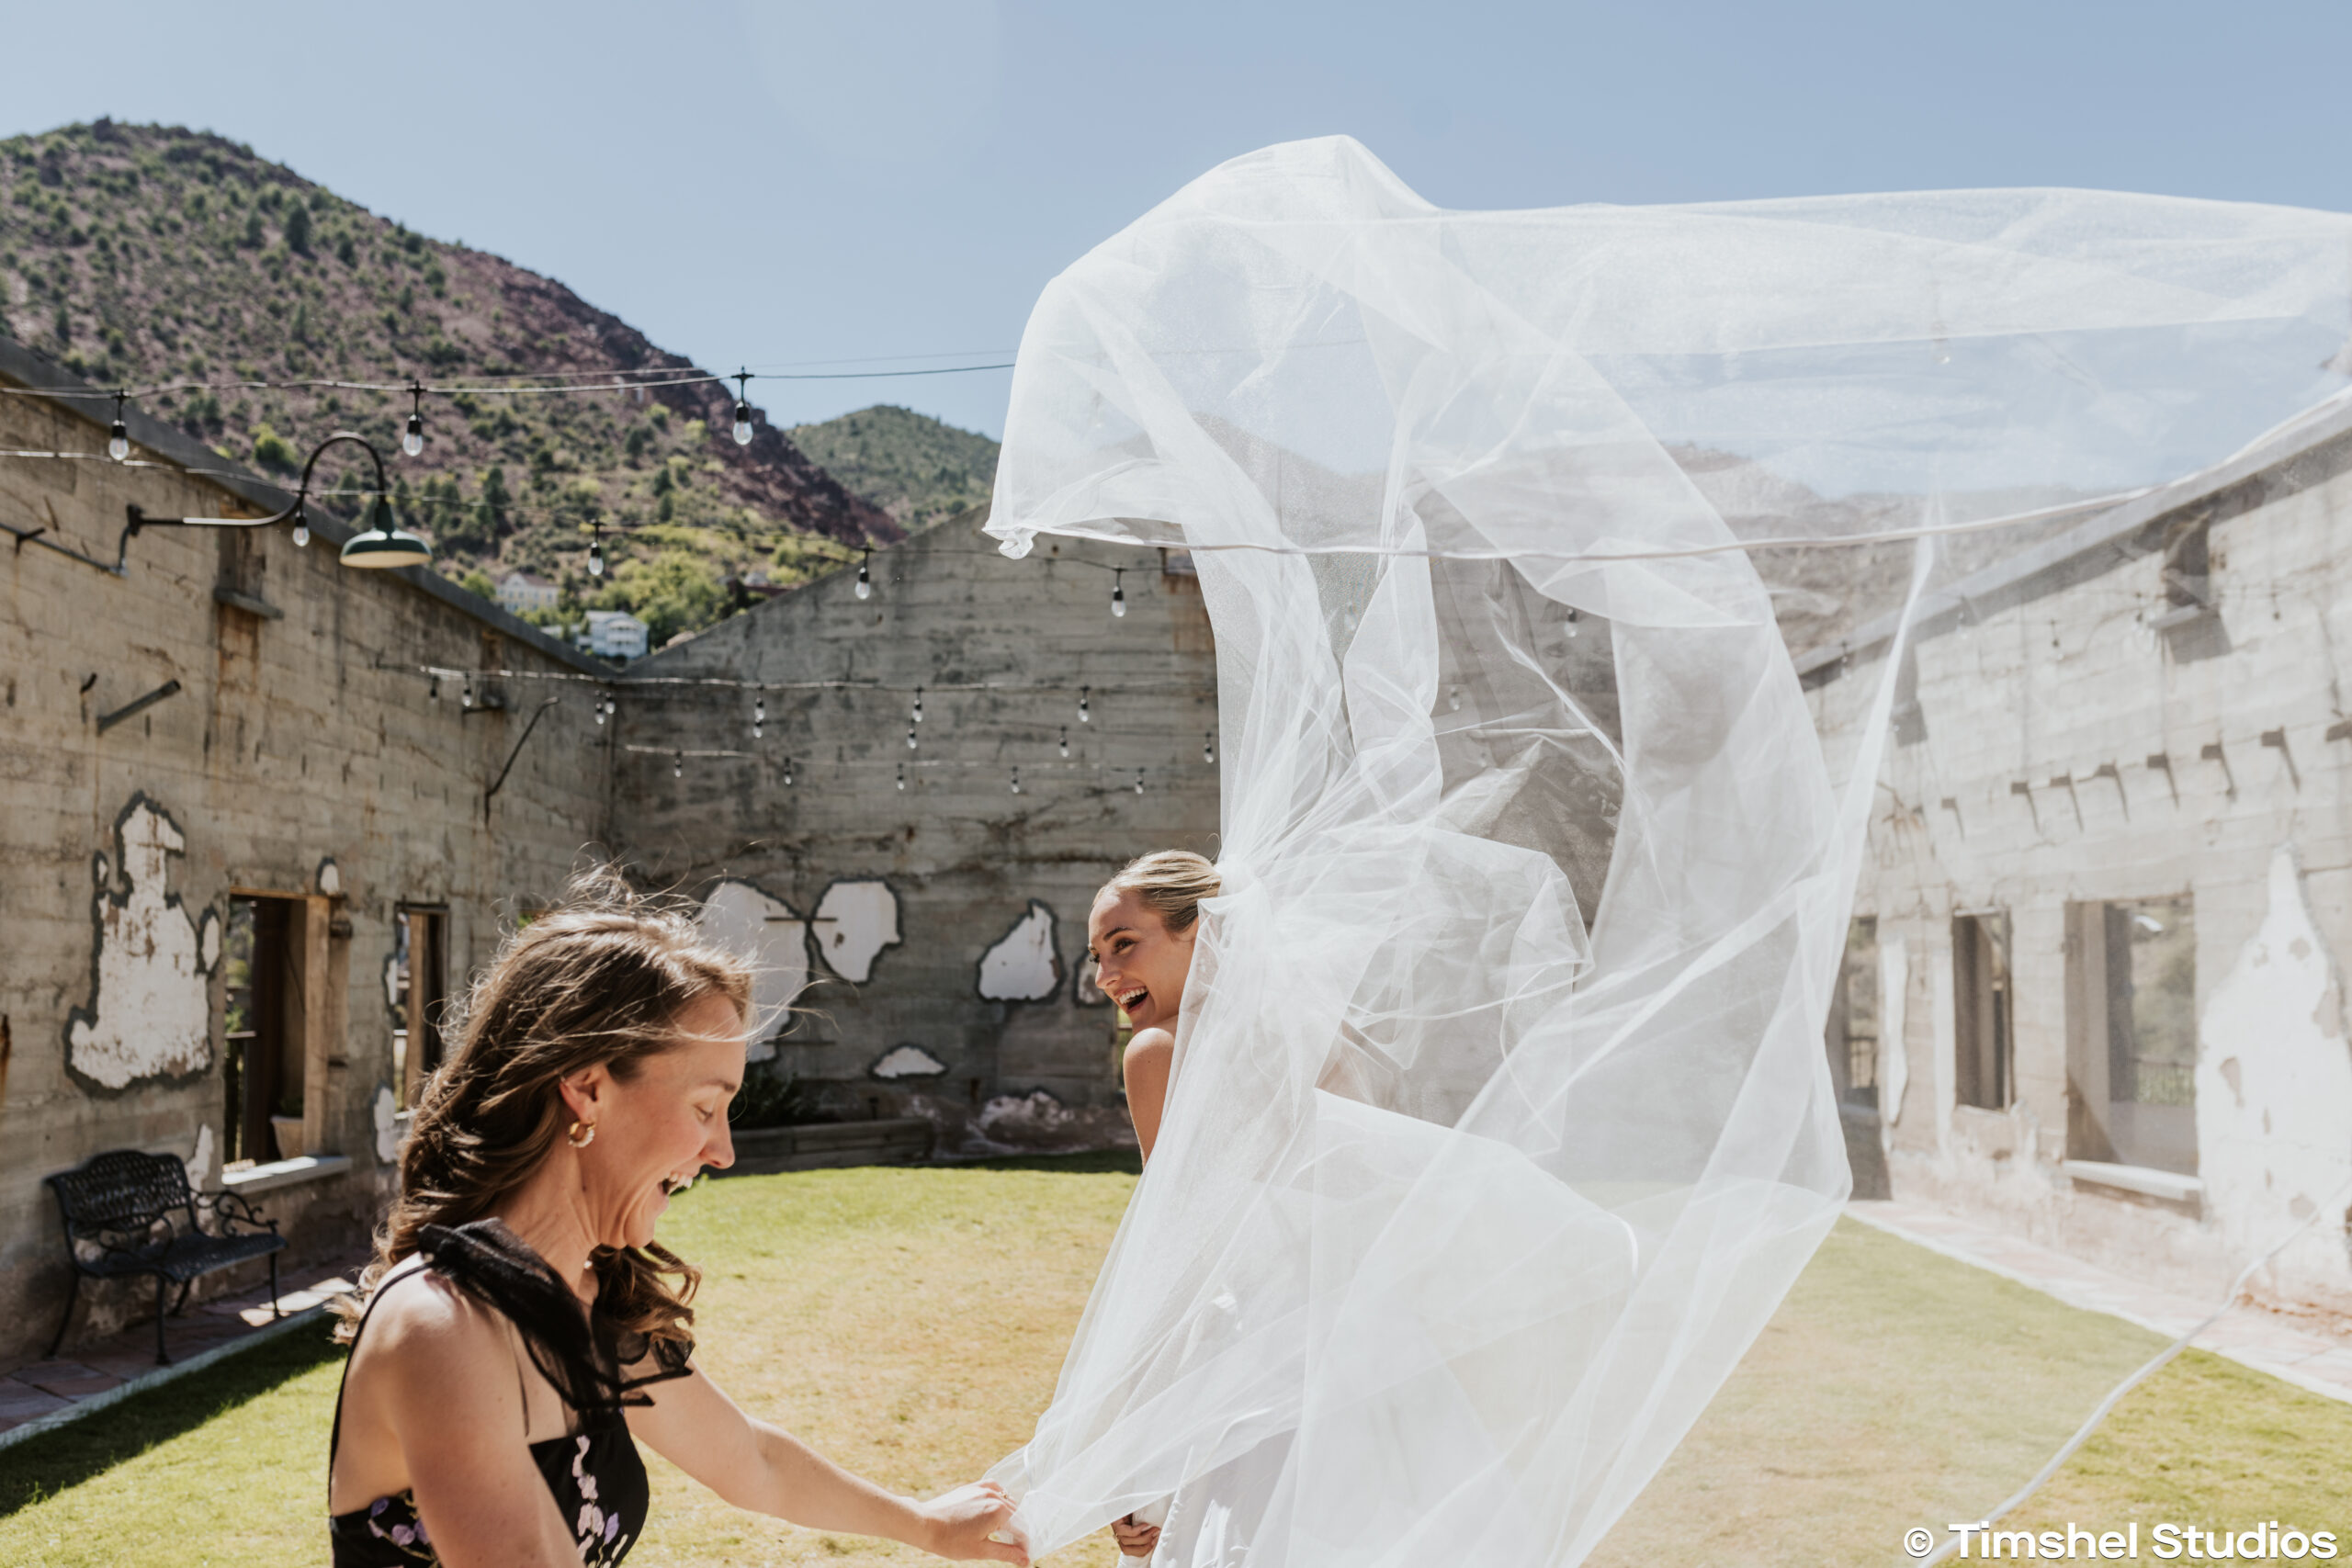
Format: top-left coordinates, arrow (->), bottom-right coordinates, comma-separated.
1447,686 -> 1462,712
896,762 -> 907,792
1111,569 -> 1126,619
673,750 -> 684,779
291,506 -> 310,548
1011,766 -> 1022,795
603,692 -> 617,720
107,390 -> 130,462
911,686 -> 923,724
1058,727 -> 1069,759
593,686 -> 605,726
587,525 -> 605,580
1079,686 -> 1091,724
402,379 -> 426,457
460,677 -> 475,710
1134,767 -> 1146,795
854,549 -> 873,601
907,723 -> 919,750
1204,731 -> 1216,764
730,369 -> 755,446
1565,607 -> 1579,638
783,756 -> 795,786
428,675 -> 441,703
752,695 -> 764,741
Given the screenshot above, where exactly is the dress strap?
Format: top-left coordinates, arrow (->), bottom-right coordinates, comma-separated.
325,1261 -> 435,1495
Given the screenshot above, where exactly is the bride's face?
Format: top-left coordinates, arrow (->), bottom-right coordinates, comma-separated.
1087,887 -> 1197,1033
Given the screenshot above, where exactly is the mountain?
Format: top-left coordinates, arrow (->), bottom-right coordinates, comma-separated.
0,119 -> 897,646
786,403 -> 1000,531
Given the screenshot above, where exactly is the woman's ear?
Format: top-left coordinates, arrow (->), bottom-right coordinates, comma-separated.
558,1065 -> 612,1122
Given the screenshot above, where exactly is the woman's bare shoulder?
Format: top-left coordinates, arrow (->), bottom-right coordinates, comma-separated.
1123,1028 -> 1175,1070
354,1260 -> 510,1373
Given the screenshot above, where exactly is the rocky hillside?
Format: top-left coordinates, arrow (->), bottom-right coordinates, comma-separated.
0,119 -> 899,645
787,403 -> 1000,531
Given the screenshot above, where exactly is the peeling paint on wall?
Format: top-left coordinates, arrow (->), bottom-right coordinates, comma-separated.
66,795 -> 220,1090
187,1123 -> 215,1191
1880,936 -> 1910,1130
1075,952 -> 1108,1006
696,880 -> 812,1063
978,901 -> 1061,1001
373,1084 -> 401,1163
2199,846 -> 2352,1281
872,1044 -> 948,1079
814,880 -> 901,983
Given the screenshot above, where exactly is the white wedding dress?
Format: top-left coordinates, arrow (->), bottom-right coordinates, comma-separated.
982,137 -> 2352,1566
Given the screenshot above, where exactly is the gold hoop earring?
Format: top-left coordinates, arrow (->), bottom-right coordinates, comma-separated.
567,1120 -> 597,1149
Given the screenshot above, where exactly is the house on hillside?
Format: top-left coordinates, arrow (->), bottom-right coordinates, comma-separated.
578,608 -> 649,660
495,570 -> 559,616
1805,404 -> 2352,1317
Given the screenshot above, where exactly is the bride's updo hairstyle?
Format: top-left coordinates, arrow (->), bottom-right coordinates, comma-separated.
1102,850 -> 1221,935
336,867 -> 752,1350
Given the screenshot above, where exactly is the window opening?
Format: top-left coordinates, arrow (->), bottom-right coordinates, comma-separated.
393,908 -> 448,1110
221,895 -> 300,1164
1953,911 -> 2013,1110
1825,916 -> 1880,1110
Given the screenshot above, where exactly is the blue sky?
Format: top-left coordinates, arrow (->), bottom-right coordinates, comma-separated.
7,1 -> 2351,438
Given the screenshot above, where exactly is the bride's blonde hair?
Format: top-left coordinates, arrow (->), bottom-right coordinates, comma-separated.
1102,850 -> 1221,934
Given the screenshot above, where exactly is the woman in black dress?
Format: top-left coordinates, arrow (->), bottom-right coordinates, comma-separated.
326,871 -> 1025,1567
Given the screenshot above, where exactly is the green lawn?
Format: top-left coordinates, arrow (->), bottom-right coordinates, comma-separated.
2,1164 -> 2346,1568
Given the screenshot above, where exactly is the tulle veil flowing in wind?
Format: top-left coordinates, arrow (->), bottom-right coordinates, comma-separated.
979,137 -> 2352,1567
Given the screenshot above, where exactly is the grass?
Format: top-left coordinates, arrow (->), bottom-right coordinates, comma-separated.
3,1168 -> 2348,1567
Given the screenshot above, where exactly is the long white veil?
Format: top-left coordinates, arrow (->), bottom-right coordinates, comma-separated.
981,138 -> 2352,1566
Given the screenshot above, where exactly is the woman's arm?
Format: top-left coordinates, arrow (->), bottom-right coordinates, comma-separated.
367,1278 -> 585,1568
1123,1027 -> 1174,1162
626,1359 -> 1026,1562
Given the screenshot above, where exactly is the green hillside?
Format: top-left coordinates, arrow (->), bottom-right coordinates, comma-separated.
0,119 -> 895,649
787,403 -> 999,530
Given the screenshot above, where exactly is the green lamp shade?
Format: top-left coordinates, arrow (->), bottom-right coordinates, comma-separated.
341,496 -> 433,570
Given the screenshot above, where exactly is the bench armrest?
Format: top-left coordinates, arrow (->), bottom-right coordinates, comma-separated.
197,1189 -> 278,1236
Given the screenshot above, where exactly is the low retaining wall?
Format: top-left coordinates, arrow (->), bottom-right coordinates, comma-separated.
723,1118 -> 935,1176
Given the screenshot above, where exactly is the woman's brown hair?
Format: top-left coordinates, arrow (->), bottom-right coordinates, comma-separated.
335,867 -> 751,1352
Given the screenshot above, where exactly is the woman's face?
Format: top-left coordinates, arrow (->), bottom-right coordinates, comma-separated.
1088,887 -> 1197,1033
568,991 -> 746,1251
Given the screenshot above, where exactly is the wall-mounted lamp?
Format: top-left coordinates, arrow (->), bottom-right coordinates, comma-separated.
122,432 -> 432,572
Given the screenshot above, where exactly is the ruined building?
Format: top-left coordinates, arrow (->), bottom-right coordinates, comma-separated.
1806,402 -> 2352,1315
0,345 -> 1216,1359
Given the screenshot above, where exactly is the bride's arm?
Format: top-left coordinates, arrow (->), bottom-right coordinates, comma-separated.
625,1357 -> 1026,1562
1123,1026 -> 1174,1161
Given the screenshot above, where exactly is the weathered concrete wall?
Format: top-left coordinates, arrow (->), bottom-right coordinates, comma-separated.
0,365 -> 616,1356
609,520 -> 1221,1152
1809,430 -> 2352,1313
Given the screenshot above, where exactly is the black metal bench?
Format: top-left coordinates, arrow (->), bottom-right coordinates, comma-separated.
46,1148 -> 288,1365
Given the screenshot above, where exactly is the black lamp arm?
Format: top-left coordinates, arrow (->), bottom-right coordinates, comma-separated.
117,431 -> 391,570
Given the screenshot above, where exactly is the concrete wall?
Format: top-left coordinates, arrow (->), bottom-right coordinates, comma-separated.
0,361 -> 616,1356
608,520 -> 1221,1153
1807,425 -> 2352,1314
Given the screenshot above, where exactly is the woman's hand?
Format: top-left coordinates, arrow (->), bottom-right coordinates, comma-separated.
917,1483 -> 1029,1563
1112,1513 -> 1161,1558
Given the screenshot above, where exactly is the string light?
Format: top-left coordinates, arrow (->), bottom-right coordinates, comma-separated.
673,750 -> 684,778
107,391 -> 130,462
1011,765 -> 1023,795
907,722 -> 919,750
603,691 -> 617,720
1058,726 -> 1070,758
783,755 -> 795,786
911,686 -> 923,724
730,369 -> 754,446
593,685 -> 606,725
896,761 -> 907,791
752,695 -> 764,740
586,524 -> 605,579
855,548 -> 873,601
402,378 -> 425,457
1565,606 -> 1579,638
1204,731 -> 1216,764
428,675 -> 441,703
1135,767 -> 1146,795
1111,568 -> 1127,618
1079,686 -> 1091,724
291,506 -> 310,547
460,676 -> 475,709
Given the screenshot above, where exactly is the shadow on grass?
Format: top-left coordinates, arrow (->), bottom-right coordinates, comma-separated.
0,1318 -> 345,1519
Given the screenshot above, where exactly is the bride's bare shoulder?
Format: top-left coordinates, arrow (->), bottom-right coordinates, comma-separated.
353,1260 -> 508,1371
1123,1027 -> 1175,1071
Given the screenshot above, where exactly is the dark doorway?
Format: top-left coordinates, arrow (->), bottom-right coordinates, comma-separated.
222,896 -> 300,1164
1953,911 -> 2014,1111
394,908 -> 448,1108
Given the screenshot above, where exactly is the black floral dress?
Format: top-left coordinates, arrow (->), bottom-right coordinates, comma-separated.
327,1221 -> 691,1566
